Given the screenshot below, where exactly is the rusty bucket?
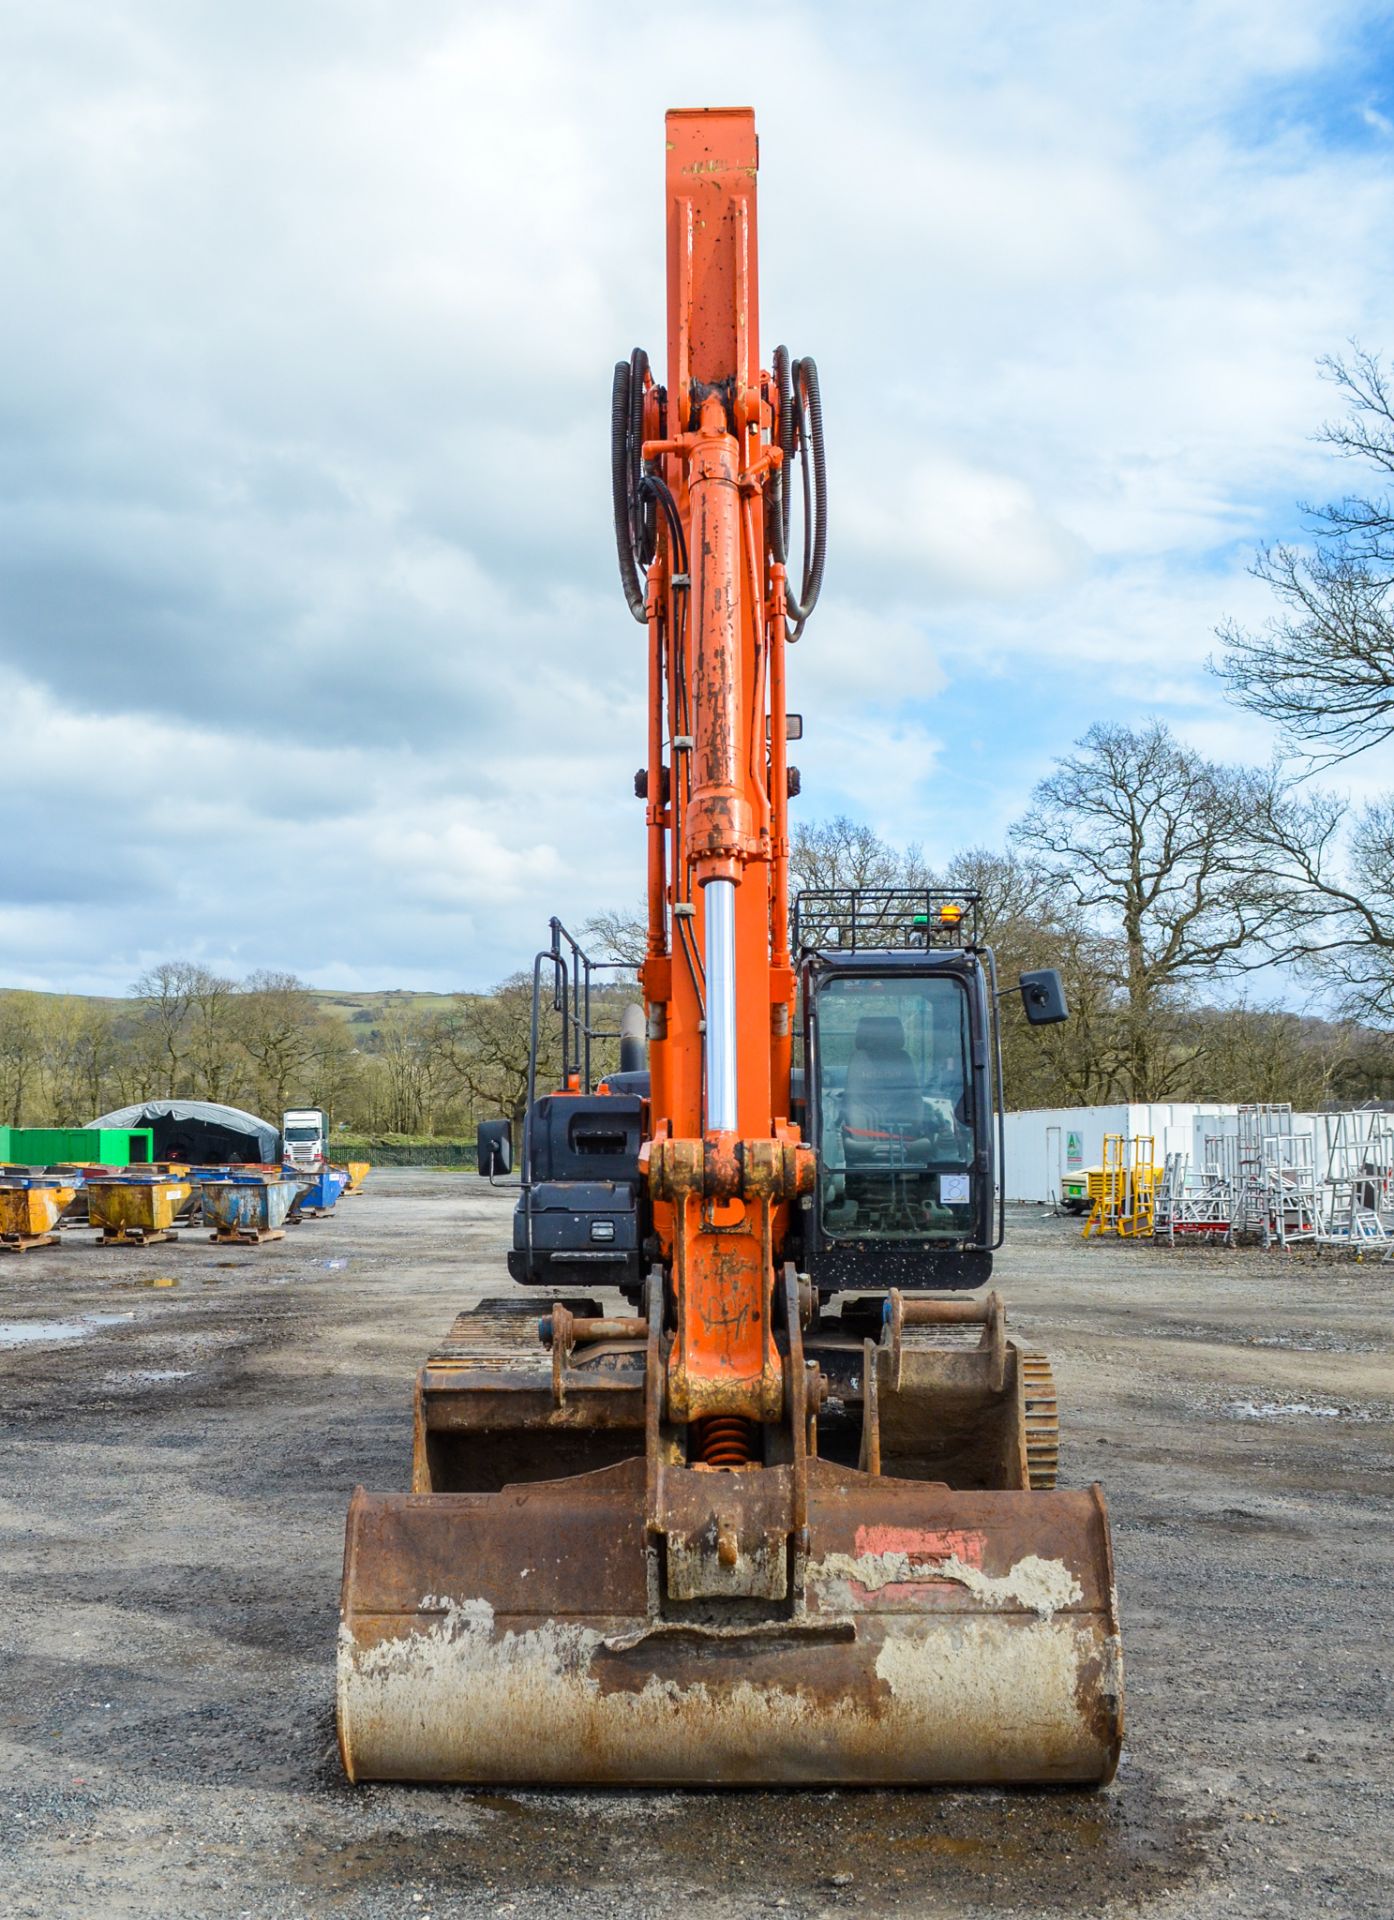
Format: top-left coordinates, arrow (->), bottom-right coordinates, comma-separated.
86,1177 -> 192,1245
338,1458 -> 1122,1787
0,1182 -> 76,1250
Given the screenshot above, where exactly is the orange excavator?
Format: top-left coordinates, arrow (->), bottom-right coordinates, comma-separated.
337,108 -> 1123,1787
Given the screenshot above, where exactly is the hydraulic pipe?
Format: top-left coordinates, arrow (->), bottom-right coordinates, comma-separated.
684,390 -> 749,1142
646,590 -> 667,961
768,569 -> 793,1110
704,877 -> 738,1132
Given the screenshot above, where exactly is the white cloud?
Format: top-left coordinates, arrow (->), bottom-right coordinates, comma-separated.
791,599 -> 947,708
840,456 -> 1084,600
0,0 -> 1392,990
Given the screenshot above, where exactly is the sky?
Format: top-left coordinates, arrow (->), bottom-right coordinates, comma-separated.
3,0 -> 1394,995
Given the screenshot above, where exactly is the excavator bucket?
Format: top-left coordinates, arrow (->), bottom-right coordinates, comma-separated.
338,1460 -> 1121,1787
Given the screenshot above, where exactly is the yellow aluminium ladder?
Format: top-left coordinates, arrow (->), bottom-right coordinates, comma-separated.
1084,1134 -> 1159,1239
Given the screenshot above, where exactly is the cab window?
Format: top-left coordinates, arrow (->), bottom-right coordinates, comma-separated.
815,974 -> 974,1241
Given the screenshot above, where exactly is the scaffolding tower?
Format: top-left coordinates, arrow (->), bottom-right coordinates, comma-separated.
1153,1150 -> 1233,1246
1152,1107 -> 1394,1253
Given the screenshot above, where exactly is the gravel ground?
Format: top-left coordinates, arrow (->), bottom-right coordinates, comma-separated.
0,1170 -> 1390,1919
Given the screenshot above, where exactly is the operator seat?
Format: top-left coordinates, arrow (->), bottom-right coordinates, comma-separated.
842,1014 -> 924,1163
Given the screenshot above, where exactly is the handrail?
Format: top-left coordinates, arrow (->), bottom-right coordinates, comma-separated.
543,916 -> 632,1095
520,919 -> 635,1264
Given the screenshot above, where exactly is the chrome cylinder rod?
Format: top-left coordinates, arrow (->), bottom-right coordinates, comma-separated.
704,878 -> 738,1132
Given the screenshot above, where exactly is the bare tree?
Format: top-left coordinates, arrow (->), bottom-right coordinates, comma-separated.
939,847 -> 1054,943
301,1020 -> 363,1125
186,969 -> 240,1104
1215,347 -> 1394,764
1210,347 -> 1394,1029
941,846 -> 1127,1107
1184,1002 -> 1375,1107
582,819 -> 930,973
14,953 -> 1394,1139
133,961 -> 205,1093
30,996 -> 123,1123
1011,722 -> 1285,1100
0,992 -> 45,1124
365,1006 -> 452,1134
1241,784 -> 1394,1026
583,904 -> 648,969
236,971 -> 317,1117
792,814 -> 929,892
454,972 -> 565,1142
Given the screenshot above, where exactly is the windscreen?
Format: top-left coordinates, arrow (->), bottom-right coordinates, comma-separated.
815,973 -> 974,1241
284,1125 -> 322,1141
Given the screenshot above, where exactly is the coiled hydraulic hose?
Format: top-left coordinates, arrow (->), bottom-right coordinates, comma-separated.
615,347 -> 822,634
769,348 -> 827,639
773,343 -> 795,555
611,349 -> 657,623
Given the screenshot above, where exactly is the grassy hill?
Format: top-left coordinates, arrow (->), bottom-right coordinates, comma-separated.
308,988 -> 471,1025
0,985 -> 471,1020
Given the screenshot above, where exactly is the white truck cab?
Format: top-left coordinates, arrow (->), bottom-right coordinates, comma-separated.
282,1108 -> 329,1170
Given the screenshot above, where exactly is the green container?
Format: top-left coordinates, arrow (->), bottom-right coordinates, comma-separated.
0,1126 -> 154,1167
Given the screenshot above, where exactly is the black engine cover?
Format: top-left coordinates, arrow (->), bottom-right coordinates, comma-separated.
508,1180 -> 643,1288
509,1093 -> 646,1290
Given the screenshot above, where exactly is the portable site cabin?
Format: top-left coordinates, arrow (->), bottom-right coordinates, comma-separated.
1003,1101 -> 1394,1206
0,1125 -> 154,1166
1002,1104 -> 1239,1205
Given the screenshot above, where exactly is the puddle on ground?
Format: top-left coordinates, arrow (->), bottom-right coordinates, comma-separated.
0,1312 -> 137,1349
1247,1331 -> 1379,1354
1227,1399 -> 1374,1422
291,1782 -> 1214,1914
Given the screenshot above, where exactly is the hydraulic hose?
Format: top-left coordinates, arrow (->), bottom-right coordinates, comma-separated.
611,349 -> 656,623
629,348 -> 656,570
772,343 -> 795,558
611,359 -> 645,621
786,355 -> 827,636
768,349 -> 827,638
639,471 -> 688,578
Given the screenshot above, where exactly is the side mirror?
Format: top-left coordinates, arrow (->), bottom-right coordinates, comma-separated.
1019,968 -> 1069,1026
476,1119 -> 512,1178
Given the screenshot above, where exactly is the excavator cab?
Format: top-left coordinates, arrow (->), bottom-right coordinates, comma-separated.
801,926 -> 994,1292
795,887 -> 1064,1295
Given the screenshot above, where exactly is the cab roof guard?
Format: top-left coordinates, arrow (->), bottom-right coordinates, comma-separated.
792,887 -> 982,955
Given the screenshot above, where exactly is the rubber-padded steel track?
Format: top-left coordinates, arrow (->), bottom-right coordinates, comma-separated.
1021,1351 -> 1060,1490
